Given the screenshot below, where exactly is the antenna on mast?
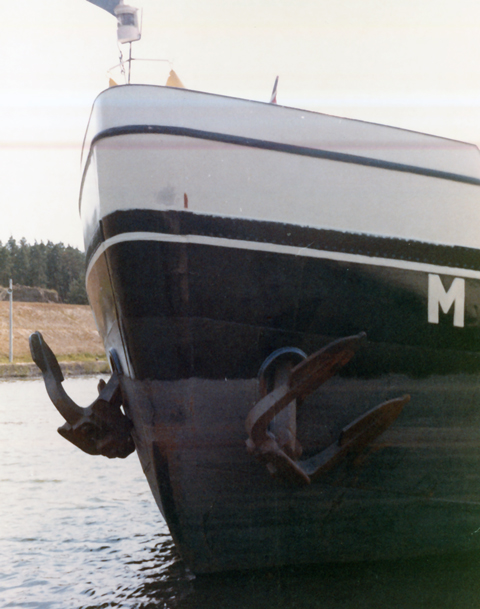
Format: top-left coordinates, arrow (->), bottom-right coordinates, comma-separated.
114,0 -> 141,83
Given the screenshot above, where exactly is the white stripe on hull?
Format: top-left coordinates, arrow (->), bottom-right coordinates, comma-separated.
86,229 -> 480,283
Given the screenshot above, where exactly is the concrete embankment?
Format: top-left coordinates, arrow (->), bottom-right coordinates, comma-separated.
0,360 -> 110,379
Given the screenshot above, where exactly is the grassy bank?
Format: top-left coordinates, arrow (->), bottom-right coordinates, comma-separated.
0,302 -> 106,376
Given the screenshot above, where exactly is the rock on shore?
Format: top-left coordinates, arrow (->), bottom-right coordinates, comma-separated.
0,285 -> 60,303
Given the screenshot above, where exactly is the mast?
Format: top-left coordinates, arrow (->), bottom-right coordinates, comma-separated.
86,0 -> 141,83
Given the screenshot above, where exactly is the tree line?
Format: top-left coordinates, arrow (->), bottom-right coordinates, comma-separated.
0,237 -> 88,304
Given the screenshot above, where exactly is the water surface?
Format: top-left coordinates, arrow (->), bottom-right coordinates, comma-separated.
1,377 -> 480,608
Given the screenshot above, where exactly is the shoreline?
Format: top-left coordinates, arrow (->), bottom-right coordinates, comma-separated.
0,360 -> 110,379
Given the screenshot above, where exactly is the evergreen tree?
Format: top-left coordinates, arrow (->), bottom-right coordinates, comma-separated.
27,242 -> 48,288
66,277 -> 88,305
0,241 -> 11,286
14,238 -> 30,285
0,237 -> 87,304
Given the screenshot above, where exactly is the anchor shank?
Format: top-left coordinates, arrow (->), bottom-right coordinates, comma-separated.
30,331 -> 86,425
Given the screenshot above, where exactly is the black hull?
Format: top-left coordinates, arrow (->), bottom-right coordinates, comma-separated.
119,372 -> 480,573
89,210 -> 480,380
86,210 -> 480,572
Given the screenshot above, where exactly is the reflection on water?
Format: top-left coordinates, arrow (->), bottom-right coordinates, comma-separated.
1,378 -> 480,608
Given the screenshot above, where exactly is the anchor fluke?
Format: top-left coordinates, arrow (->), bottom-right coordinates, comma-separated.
29,331 -> 135,459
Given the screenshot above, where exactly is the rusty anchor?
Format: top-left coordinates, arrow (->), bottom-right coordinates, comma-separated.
29,331 -> 135,459
246,333 -> 410,485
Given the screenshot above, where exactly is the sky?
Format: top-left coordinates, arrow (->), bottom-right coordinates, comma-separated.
2,0 -> 480,251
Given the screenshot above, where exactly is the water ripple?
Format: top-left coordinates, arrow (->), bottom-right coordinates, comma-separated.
3,378 -> 480,608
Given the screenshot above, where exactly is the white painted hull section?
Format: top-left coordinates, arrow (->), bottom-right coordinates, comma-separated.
81,86 -> 480,254
83,85 -> 480,175
83,134 -> 480,250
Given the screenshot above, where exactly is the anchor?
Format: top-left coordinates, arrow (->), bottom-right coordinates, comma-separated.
29,331 -> 135,459
246,333 -> 410,485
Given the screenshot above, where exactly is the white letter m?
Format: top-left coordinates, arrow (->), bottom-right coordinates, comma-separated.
428,274 -> 465,327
